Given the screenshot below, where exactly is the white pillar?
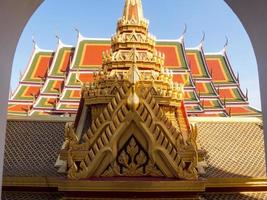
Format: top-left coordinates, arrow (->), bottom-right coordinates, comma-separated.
0,0 -> 43,196
225,0 -> 267,172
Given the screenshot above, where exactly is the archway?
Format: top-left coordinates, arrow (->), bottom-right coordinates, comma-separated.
0,0 -> 266,197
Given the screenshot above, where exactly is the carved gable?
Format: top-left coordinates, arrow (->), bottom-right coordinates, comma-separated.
57,0 -> 202,181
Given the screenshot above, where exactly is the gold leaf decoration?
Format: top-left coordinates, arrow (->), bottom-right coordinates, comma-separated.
101,136 -> 163,177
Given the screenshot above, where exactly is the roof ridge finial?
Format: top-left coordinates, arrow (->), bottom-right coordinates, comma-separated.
55,32 -> 65,48
74,27 -> 85,40
178,24 -> 187,42
198,31 -> 205,49
222,36 -> 229,54
55,31 -> 62,45
32,35 -> 40,51
55,34 -> 60,41
74,27 -> 80,38
32,35 -> 36,46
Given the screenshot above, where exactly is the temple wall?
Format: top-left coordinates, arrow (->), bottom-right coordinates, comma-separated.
0,0 -> 267,198
0,0 -> 43,198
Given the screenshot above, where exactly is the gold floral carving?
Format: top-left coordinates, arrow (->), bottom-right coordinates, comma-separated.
101,136 -> 163,177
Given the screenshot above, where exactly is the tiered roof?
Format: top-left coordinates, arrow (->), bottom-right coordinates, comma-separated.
8,19 -> 261,118
205,51 -> 258,116
186,45 -> 225,116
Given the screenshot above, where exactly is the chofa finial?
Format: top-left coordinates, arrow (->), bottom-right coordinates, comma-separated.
32,35 -> 40,50
198,31 -> 205,48
55,32 -> 64,46
222,36 -> 229,53
179,24 -> 187,41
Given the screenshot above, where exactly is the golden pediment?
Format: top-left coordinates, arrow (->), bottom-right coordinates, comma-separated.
57,0 -> 203,182
59,76 -> 200,180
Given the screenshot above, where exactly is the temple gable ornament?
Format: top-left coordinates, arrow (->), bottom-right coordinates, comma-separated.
57,0 -> 203,181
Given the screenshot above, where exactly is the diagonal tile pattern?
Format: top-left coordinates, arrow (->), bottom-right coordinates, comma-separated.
197,122 -> 266,178
4,120 -> 65,177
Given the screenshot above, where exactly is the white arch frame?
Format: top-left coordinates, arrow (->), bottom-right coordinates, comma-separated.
0,0 -> 266,197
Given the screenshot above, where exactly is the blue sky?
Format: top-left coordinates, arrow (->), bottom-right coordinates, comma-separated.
11,0 -> 261,109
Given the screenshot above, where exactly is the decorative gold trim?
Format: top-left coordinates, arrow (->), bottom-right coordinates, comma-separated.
4,177 -> 267,192
206,178 -> 267,188
58,180 -> 206,192
3,176 -> 61,187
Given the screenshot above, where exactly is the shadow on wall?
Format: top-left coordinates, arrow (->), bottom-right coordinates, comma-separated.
2,191 -> 264,200
200,165 -> 251,179
1,192 -> 63,200
202,193 -> 266,200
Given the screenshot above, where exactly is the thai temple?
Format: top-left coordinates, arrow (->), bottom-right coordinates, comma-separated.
7,3 -> 261,118
3,0 -> 266,199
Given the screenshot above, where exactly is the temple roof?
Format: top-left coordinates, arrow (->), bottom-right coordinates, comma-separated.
2,192 -> 63,200
3,117 -> 265,178
10,38 -> 260,118
3,191 -> 267,200
3,116 -> 266,199
8,4 -> 261,118
194,118 -> 266,178
4,119 -> 67,177
203,193 -> 267,200
4,0 -> 265,198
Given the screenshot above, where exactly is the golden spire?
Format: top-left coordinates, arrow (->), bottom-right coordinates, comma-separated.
58,0 -> 201,181
123,0 -> 144,22
117,0 -> 149,35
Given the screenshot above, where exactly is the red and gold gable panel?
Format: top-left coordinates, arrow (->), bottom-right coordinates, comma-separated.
218,87 -> 246,103
49,47 -> 74,77
73,40 -> 189,70
202,99 -> 223,110
205,55 -> 236,84
73,39 -> 110,70
173,73 -> 193,87
60,89 -> 81,101
66,72 -> 94,87
34,96 -> 57,109
156,41 -> 188,70
8,103 -> 31,115
42,79 -> 64,95
12,85 -> 40,101
195,82 -> 217,97
21,52 -> 54,83
226,106 -> 262,117
186,50 -> 209,78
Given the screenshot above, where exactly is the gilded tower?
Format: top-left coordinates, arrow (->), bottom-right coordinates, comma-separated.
58,0 -> 201,180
